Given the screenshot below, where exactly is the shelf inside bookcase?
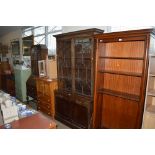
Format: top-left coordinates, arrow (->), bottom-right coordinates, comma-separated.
98,70 -> 142,77
149,54 -> 155,57
148,89 -> 155,97
146,105 -> 155,113
98,88 -> 140,101
149,73 -> 155,77
99,56 -> 144,60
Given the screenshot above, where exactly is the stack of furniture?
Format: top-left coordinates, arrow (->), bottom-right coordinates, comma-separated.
26,44 -> 48,101
36,77 -> 57,117
93,29 -> 155,129
54,28 -> 104,128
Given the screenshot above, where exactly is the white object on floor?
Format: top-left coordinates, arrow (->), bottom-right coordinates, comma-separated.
2,106 -> 19,124
5,100 -> 13,108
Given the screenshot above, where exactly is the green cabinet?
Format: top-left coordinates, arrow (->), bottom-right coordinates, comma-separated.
14,66 -> 31,102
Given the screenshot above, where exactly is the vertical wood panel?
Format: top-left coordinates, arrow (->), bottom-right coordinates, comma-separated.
101,94 -> 139,129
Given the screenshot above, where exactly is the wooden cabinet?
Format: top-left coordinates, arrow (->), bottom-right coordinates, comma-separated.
93,29 -> 155,129
26,45 -> 48,101
54,28 -> 104,128
143,36 -> 155,128
0,61 -> 15,96
36,77 -> 57,117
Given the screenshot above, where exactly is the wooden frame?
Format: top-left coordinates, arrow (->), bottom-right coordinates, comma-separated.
93,29 -> 155,129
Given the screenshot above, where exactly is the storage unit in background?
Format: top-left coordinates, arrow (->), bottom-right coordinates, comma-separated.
14,66 -> 31,102
143,36 -> 155,128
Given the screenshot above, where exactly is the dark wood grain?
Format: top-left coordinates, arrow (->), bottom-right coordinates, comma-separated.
54,29 -> 104,128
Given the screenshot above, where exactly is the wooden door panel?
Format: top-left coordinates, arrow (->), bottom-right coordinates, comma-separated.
101,94 -> 139,129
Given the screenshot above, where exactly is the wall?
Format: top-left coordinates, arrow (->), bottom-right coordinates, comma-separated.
62,26 -> 111,33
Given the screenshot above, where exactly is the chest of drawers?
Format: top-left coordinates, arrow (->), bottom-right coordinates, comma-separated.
36,77 -> 57,117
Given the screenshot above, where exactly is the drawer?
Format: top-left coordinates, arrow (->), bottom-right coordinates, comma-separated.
38,106 -> 51,116
38,100 -> 51,108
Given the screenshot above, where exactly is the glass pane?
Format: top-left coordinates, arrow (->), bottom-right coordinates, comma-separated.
48,26 -> 62,32
34,35 -> 45,45
34,26 -> 45,36
47,32 -> 62,55
23,30 -> 32,37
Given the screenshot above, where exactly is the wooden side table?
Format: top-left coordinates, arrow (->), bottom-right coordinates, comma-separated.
0,113 -> 57,129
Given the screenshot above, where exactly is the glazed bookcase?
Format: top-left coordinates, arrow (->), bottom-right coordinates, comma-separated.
54,29 -> 104,128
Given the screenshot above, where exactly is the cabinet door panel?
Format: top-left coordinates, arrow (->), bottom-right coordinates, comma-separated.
101,94 -> 139,129
55,96 -> 72,120
72,103 -> 88,128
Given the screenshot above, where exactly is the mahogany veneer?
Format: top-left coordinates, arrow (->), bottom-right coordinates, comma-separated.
93,29 -> 155,129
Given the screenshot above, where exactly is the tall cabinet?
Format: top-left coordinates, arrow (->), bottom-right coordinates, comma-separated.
26,44 -> 48,101
54,29 -> 104,128
93,29 -> 155,129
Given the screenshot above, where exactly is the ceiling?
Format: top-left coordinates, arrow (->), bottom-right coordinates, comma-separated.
0,26 -> 31,37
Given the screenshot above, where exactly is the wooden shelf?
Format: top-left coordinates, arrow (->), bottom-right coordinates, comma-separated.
98,70 -> 142,77
75,57 -> 91,59
149,54 -> 155,57
149,73 -> 155,77
58,57 -> 71,59
146,105 -> 155,113
148,90 -> 155,97
98,88 -> 140,101
99,56 -> 144,60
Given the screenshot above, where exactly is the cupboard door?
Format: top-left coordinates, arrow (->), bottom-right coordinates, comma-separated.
74,38 -> 92,96
55,96 -> 72,120
57,40 -> 72,91
72,103 -> 88,128
101,94 -> 139,129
